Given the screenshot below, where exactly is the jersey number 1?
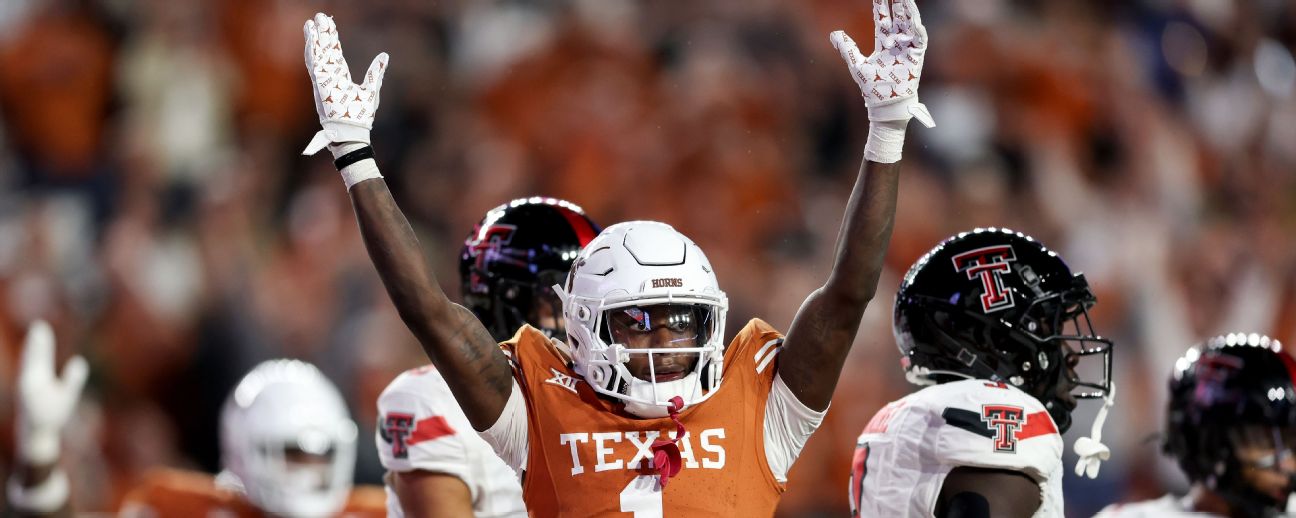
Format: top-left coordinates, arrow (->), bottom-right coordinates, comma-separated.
620,475 -> 663,517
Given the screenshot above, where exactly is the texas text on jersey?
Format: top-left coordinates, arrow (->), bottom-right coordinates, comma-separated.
850,379 -> 1064,517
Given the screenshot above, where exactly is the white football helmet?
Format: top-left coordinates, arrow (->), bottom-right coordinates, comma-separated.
555,221 -> 728,418
219,359 -> 358,517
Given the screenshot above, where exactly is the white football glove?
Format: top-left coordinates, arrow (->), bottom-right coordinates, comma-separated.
301,12 -> 389,157
831,0 -> 934,127
16,320 -> 88,466
831,0 -> 934,163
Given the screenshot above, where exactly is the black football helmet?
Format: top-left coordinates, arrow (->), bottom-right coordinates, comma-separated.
893,228 -> 1112,433
1164,333 -> 1296,517
459,197 -> 601,341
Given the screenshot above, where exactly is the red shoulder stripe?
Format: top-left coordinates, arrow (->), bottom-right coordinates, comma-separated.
1017,411 -> 1057,440
406,415 -> 457,446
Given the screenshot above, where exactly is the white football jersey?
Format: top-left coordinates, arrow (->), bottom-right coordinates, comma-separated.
849,379 -> 1064,518
376,366 -> 527,517
1095,495 -> 1208,517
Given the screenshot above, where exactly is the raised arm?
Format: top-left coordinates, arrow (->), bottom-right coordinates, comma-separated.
779,0 -> 935,410
9,321 -> 87,518
301,13 -> 510,429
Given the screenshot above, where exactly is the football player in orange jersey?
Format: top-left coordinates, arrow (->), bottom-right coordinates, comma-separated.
7,320 -> 384,517
376,198 -> 598,518
115,359 -> 384,517
300,0 -> 934,513
118,359 -> 386,517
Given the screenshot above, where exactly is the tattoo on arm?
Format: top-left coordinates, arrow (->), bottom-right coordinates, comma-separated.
348,180 -> 511,428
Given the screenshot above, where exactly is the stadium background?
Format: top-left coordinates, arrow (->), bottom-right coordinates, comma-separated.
1,0 -> 1294,516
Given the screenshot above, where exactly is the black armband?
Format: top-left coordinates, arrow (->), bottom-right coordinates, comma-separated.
334,145 -> 375,170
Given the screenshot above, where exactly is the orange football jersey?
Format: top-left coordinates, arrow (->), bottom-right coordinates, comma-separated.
505,318 -> 788,517
118,468 -> 386,517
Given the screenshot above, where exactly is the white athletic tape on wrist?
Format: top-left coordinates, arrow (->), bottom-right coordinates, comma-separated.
7,470 -> 69,513
864,119 -> 909,164
18,425 -> 60,466
341,159 -> 382,190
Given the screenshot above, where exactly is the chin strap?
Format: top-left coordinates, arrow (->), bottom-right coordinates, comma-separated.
1073,382 -> 1116,479
650,396 -> 686,487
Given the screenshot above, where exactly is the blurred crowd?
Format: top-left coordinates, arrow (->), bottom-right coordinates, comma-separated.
1,0 -> 1294,516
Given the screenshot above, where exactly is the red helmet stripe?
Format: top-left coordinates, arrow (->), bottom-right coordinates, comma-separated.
1280,347 -> 1296,388
560,209 -> 598,246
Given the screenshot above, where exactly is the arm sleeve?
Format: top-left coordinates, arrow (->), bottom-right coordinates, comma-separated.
763,372 -> 828,483
478,380 -> 529,473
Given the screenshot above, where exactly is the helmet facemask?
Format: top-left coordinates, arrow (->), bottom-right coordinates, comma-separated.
1010,278 -> 1112,431
480,269 -> 571,339
1201,424 -> 1296,517
567,296 -> 725,418
601,303 -> 720,412
241,430 -> 356,517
